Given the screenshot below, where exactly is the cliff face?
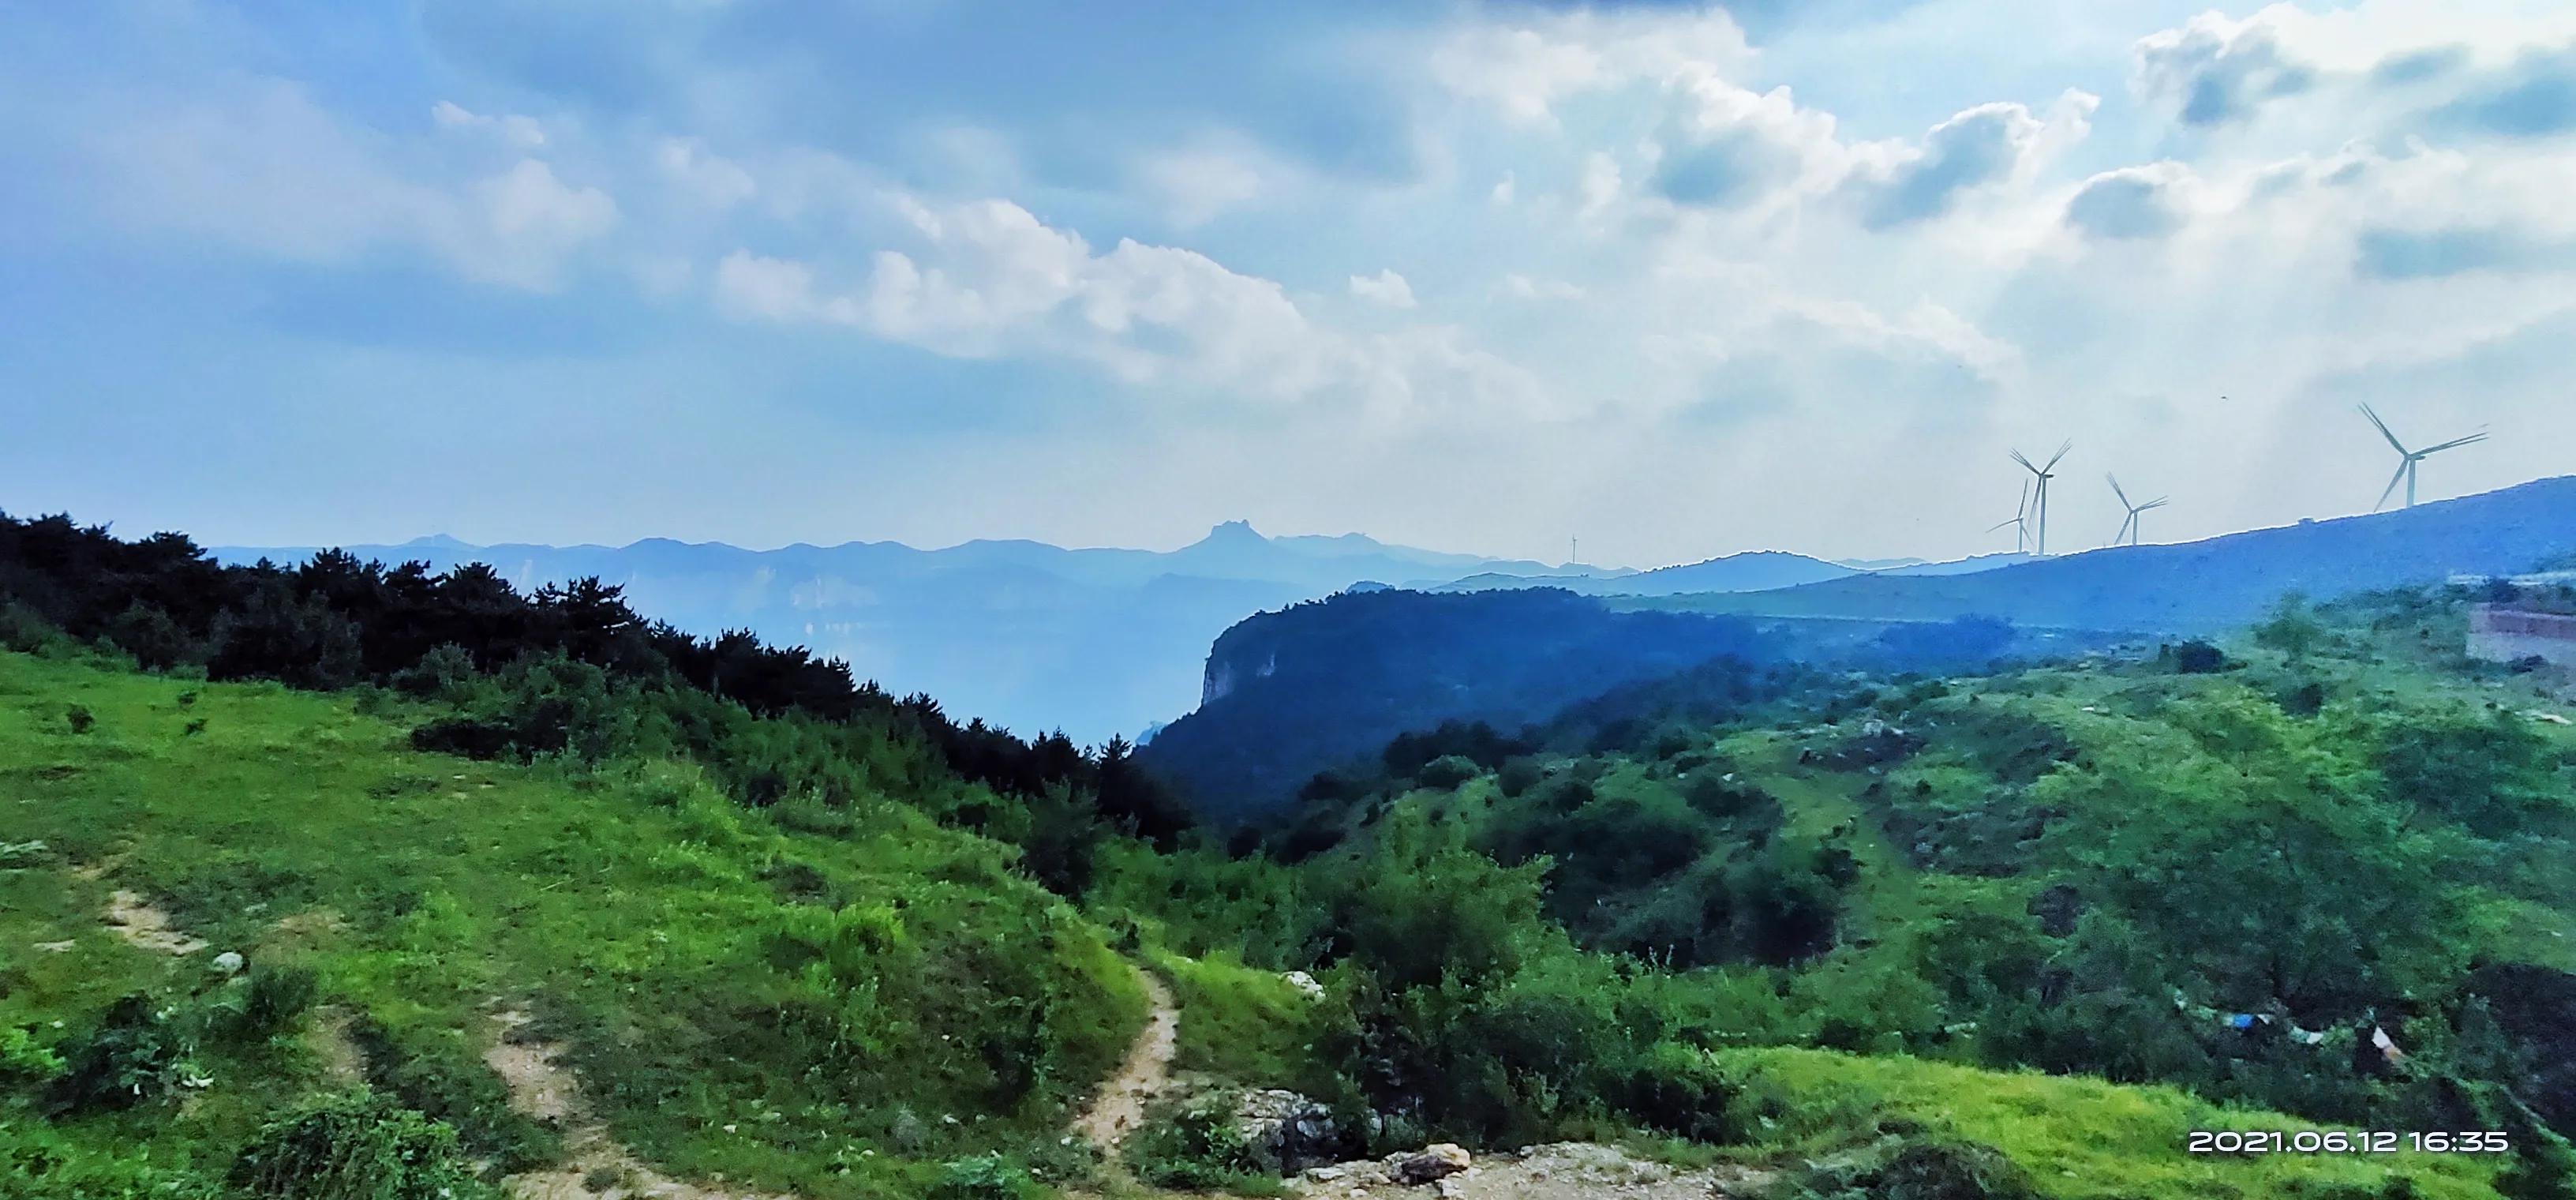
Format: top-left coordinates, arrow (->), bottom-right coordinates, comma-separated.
1201,646 -> 1276,707
1143,588 -> 1775,821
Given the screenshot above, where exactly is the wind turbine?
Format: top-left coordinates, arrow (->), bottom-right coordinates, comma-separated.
2106,474 -> 2168,547
1987,480 -> 2031,553
2360,403 -> 2485,510
2009,441 -> 2072,557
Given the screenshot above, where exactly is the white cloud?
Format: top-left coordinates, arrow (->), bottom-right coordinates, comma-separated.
1349,268 -> 1417,309
1497,273 -> 1586,302
715,195 -> 1545,419
431,99 -> 546,149
655,137 -> 756,208
66,78 -> 613,290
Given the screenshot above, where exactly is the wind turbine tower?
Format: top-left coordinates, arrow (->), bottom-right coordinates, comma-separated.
2009,441 -> 2072,557
1987,480 -> 2031,553
2360,404 -> 2485,510
2106,474 -> 2168,547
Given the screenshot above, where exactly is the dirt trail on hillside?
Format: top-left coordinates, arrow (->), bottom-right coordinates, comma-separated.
1291,1143 -> 1775,1200
485,1009 -> 790,1200
1071,968 -> 1180,1158
89,875 -> 211,955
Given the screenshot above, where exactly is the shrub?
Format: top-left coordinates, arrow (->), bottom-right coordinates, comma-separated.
1129,1097 -> 1274,1191
1496,757 -> 1544,798
2170,639 -> 2228,674
929,1153 -> 1044,1200
231,962 -> 322,1042
390,643 -> 479,699
1,1024 -> 64,1084
43,994 -> 201,1115
230,1092 -> 482,1200
350,1018 -> 558,1174
1414,755 -> 1480,790
103,602 -> 199,670
64,705 -> 94,734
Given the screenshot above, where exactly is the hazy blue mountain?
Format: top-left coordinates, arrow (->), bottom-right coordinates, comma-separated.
1875,550 -> 2033,576
1638,477 -> 2576,630
212,522 -> 1566,744
1432,549 -> 1859,595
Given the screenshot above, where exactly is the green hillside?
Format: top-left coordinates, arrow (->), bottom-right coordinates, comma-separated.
0,649 -> 1145,1198
6,514 -> 2573,1199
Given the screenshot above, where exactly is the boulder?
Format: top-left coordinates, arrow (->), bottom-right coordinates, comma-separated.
1393,1144 -> 1470,1185
1235,1089 -> 1342,1170
212,951 -> 245,974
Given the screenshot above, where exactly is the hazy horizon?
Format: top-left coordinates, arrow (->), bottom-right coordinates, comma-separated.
10,2 -> 2576,567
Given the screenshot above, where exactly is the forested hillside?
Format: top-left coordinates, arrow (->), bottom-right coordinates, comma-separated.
1139,586 -> 2091,820
6,512 -> 2574,1200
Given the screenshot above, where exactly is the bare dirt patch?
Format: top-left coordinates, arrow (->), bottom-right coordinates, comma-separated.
484,1008 -> 790,1200
1290,1143 -> 1775,1200
1070,968 -> 1180,1159
103,887 -> 208,955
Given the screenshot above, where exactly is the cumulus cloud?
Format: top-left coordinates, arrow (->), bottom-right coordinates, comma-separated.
1349,268 -> 1417,309
1839,97 -> 2092,229
2065,165 -> 2188,240
1649,70 -> 1840,209
2434,44 -> 2576,137
2136,13 -> 2318,127
715,196 -> 1543,418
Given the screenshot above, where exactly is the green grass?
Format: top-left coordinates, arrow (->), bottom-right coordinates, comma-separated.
1718,1046 -> 2504,1199
1148,950 -> 1322,1089
0,650 -> 1147,1198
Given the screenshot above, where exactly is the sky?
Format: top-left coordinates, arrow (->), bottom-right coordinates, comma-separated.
5,0 -> 2575,568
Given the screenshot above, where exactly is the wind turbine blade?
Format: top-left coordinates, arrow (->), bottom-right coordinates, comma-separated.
1987,517 -> 2021,532
2358,403 -> 2408,454
2418,432 -> 2488,455
2375,461 -> 2408,510
2140,497 -> 2170,511
2106,473 -> 2131,509
2043,440 -> 2072,471
2009,448 -> 2039,474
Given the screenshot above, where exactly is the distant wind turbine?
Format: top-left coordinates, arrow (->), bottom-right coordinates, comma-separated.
2359,404 -> 2486,510
2106,474 -> 2168,547
1987,480 -> 2031,553
2008,441 -> 2072,557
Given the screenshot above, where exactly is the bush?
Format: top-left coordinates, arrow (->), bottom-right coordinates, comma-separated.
64,705 -> 94,734
389,643 -> 478,699
43,994 -> 203,1115
231,962 -> 322,1042
103,602 -> 199,670
1,1024 -> 64,1084
929,1153 -> 1045,1200
1414,755 -> 1480,790
1129,1097 -> 1274,1191
230,1092 -> 483,1200
2170,640 -> 2229,674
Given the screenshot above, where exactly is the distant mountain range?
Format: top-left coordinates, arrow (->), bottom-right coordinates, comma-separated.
1139,478 -> 2576,818
212,521 -> 1589,744
1641,476 -> 2576,631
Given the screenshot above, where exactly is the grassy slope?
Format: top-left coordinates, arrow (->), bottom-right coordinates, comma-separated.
0,649 -> 1146,1198
1720,1046 -> 2502,1199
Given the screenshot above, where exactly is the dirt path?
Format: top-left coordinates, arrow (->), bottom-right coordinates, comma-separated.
485,1009 -> 788,1200
98,883 -> 209,955
1290,1143 -> 1775,1200
1070,968 -> 1180,1158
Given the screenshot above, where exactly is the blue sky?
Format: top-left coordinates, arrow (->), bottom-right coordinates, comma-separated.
6,0 -> 2575,567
